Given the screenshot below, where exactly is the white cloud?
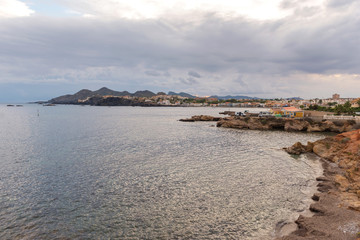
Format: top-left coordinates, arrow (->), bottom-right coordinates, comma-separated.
0,0 -> 34,18
57,0 -> 327,20
0,0 -> 359,100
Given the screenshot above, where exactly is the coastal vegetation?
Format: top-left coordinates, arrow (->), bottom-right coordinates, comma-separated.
303,100 -> 360,115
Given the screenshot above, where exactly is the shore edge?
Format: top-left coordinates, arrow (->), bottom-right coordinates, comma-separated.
276,131 -> 360,239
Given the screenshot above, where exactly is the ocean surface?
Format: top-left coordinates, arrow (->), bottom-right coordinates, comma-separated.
0,105 -> 327,239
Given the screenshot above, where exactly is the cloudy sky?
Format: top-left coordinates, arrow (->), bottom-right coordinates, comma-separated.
0,0 -> 359,101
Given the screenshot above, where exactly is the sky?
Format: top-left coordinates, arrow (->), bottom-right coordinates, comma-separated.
0,0 -> 360,102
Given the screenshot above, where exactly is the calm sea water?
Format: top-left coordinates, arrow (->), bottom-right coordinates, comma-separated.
0,105 -> 326,239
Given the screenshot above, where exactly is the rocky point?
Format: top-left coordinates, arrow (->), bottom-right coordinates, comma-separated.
286,129 -> 360,211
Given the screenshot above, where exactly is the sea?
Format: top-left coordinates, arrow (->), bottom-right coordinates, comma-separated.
0,105 -> 327,239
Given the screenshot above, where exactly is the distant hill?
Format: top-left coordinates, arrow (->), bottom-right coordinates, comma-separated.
133,90 -> 156,98
93,87 -> 131,96
49,87 -> 266,104
168,91 -> 196,98
210,95 -> 259,100
286,97 -> 303,100
50,89 -> 94,104
49,87 -> 156,104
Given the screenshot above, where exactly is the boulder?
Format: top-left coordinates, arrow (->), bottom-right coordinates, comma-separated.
180,115 -> 221,122
284,120 -> 309,131
312,143 -> 330,159
285,142 -> 309,155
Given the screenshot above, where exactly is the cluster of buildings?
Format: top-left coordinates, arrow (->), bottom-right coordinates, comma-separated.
298,94 -> 359,108
269,107 -> 305,118
99,93 -> 360,109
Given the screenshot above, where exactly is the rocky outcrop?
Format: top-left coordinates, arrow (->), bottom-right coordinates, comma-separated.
217,117 -> 285,130
278,130 -> 360,240
286,130 -> 360,211
180,114 -> 359,133
285,141 -> 314,155
219,111 -> 235,116
179,115 -> 222,122
216,117 -> 359,133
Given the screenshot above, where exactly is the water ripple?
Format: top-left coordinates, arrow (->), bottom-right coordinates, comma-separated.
0,105 -> 326,239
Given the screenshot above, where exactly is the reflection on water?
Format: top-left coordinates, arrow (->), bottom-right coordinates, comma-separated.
0,105 -> 325,239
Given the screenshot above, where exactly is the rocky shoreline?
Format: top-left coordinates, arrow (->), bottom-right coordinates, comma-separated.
180,115 -> 360,239
277,130 -> 360,239
179,115 -> 360,133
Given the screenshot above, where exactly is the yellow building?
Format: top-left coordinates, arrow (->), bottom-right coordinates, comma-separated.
281,107 -> 304,118
351,98 -> 360,108
270,108 -> 283,115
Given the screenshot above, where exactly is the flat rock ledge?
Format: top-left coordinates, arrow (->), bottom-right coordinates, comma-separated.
180,115 -> 359,133
278,129 -> 360,240
216,117 -> 358,133
179,115 -> 222,122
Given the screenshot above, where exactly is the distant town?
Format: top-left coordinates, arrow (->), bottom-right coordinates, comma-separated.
126,92 -> 360,110
45,87 -> 360,115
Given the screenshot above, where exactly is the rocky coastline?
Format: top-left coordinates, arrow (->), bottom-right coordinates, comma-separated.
277,129 -> 360,239
180,115 -> 360,239
179,115 -> 360,133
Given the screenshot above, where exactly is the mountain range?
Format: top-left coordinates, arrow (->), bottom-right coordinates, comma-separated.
49,87 -> 159,104
49,87 -> 300,104
167,91 -> 196,98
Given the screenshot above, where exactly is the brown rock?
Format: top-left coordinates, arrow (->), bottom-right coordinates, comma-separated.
216,116 -> 358,133
305,141 -> 315,152
312,143 -> 330,159
312,193 -> 320,201
334,174 -> 350,191
316,176 -> 330,182
285,142 -> 308,155
179,118 -> 195,122
180,115 -> 221,122
284,120 -> 309,131
309,203 -> 326,214
280,130 -> 360,240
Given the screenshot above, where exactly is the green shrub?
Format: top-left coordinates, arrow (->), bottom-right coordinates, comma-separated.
260,119 -> 267,125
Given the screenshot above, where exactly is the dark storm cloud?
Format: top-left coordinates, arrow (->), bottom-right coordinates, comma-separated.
1,2 -> 360,99
1,12 -> 358,77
